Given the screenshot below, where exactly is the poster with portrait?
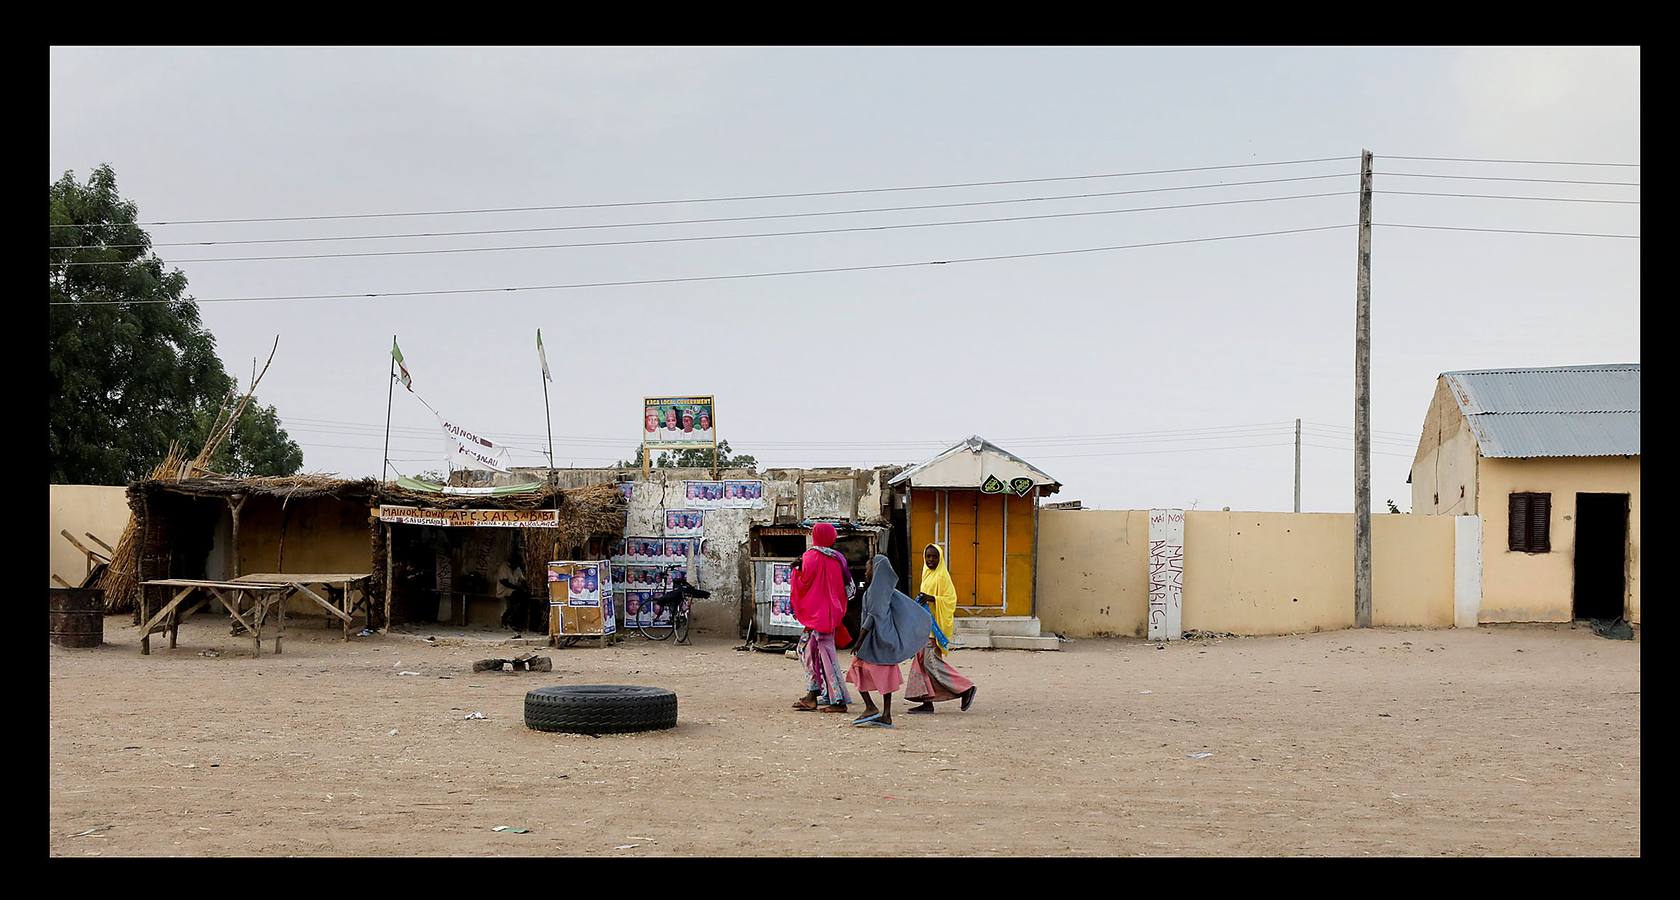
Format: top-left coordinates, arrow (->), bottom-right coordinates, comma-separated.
769,562 -> 798,628
613,538 -> 664,565
621,590 -> 659,628
623,565 -> 668,591
618,482 -> 635,502
683,480 -> 765,510
643,396 -> 715,450
562,562 -> 601,607
664,509 -> 705,537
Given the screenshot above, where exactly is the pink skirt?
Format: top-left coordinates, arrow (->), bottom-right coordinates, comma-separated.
845,658 -> 904,694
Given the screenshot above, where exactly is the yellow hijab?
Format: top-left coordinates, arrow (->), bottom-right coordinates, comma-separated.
919,543 -> 958,655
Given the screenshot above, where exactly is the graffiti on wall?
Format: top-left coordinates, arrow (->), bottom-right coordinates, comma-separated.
1147,509 -> 1185,641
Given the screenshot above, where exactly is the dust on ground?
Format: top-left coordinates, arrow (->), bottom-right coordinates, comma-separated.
49,618 -> 1639,856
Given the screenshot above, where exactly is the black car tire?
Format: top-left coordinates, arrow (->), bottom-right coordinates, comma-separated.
524,685 -> 678,734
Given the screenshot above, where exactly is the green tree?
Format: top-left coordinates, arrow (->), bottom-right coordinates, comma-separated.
49,165 -> 303,484
618,440 -> 758,470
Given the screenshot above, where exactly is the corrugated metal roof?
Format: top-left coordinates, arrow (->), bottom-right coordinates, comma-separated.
888,435 -> 1061,493
1443,364 -> 1639,458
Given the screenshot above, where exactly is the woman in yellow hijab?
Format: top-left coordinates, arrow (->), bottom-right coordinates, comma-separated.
905,543 -> 978,713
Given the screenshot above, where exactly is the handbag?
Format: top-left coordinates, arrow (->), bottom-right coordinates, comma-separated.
834,621 -> 853,650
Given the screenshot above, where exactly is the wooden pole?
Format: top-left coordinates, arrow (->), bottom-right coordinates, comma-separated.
383,523 -> 394,635
382,336 -> 396,490
229,495 -> 245,578
1354,149 -> 1374,628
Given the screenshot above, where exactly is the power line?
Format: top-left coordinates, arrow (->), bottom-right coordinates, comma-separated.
1377,223 -> 1639,239
48,223 -> 1355,306
1375,190 -> 1640,205
55,173 -> 1361,251
1376,172 -> 1640,187
1381,155 -> 1639,168
53,191 -> 1358,267
48,155 -> 1361,228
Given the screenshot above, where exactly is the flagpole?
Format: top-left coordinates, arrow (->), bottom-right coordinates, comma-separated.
382,335 -> 396,491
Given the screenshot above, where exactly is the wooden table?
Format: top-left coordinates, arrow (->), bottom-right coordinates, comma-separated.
138,573 -> 372,656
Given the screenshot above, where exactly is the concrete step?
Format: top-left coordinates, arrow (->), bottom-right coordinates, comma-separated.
990,634 -> 1061,651
950,632 -> 992,650
955,616 -> 1042,638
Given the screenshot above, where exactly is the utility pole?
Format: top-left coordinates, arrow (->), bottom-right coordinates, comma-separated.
1294,418 -> 1302,513
1354,149 -> 1374,628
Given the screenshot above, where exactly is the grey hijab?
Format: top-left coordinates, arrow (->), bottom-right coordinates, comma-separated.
854,554 -> 933,666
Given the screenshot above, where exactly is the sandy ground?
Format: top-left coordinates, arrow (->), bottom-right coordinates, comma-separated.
49,617 -> 1639,857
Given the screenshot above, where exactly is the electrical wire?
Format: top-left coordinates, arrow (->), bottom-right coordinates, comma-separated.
1375,190 -> 1639,205
1381,155 -> 1639,168
47,155 -> 1362,228
1377,223 -> 1638,239
53,173 -> 1361,251
1375,172 -> 1639,187
47,223 -> 1356,306
52,192 -> 1358,266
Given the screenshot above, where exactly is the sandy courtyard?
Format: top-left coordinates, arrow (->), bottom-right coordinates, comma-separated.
49,618 -> 1639,856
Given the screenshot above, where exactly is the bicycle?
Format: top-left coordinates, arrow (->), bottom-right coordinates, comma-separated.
640,576 -> 709,644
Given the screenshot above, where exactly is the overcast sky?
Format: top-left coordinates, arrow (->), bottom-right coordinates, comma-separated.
49,47 -> 1640,510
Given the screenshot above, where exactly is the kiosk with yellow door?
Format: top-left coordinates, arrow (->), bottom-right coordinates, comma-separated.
890,436 -> 1060,619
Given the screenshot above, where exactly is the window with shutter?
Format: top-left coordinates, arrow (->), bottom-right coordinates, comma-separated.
1508,492 -> 1551,553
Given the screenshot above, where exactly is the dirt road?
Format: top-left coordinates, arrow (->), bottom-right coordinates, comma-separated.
49,619 -> 1639,856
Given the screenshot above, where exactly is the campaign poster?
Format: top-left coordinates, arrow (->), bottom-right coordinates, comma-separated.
724,480 -> 764,508
769,562 -> 798,628
618,482 -> 635,502
613,538 -> 664,564
622,590 -> 660,628
625,565 -> 669,591
643,396 -> 715,450
664,509 -> 705,537
565,562 -> 601,608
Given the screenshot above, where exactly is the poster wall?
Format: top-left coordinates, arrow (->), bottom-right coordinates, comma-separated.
683,480 -> 764,510
643,396 -> 715,449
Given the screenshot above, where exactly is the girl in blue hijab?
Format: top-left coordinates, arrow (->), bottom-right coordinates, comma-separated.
846,554 -> 934,727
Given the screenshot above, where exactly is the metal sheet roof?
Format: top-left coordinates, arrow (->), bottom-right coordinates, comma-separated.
888,435 -> 1061,493
1443,364 -> 1639,458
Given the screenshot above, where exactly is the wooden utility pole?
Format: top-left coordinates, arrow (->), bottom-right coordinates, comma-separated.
1294,418 -> 1302,513
1354,150 -> 1374,628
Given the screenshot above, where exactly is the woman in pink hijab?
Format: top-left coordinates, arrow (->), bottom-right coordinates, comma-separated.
790,522 -> 853,713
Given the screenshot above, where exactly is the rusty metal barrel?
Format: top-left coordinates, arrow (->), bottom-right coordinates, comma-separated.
49,587 -> 104,648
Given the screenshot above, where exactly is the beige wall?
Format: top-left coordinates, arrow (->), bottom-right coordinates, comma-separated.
1478,456 -> 1640,624
49,485 -> 131,587
1037,509 -> 1457,637
1411,378 -> 1479,516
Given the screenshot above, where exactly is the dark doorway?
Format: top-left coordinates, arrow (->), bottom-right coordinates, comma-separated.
1573,493 -> 1629,620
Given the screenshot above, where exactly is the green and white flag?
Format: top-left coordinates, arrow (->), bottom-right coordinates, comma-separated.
392,337 -> 413,392
536,328 -> 552,382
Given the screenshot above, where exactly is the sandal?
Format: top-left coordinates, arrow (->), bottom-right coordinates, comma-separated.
793,699 -> 818,711
961,687 -> 978,712
852,712 -> 883,726
819,704 -> 849,714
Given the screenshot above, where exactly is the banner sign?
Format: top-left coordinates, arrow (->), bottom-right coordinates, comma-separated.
440,416 -> 511,473
379,506 -> 560,528
643,396 -> 715,450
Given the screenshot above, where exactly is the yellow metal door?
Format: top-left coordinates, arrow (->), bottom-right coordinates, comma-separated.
946,490 -> 980,606
1005,493 -> 1035,617
973,492 -> 1006,612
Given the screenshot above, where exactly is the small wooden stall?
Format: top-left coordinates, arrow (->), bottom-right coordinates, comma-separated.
744,520 -> 885,647
114,475 -> 380,629
372,482 -> 627,632
548,560 -> 618,647
890,436 -> 1060,619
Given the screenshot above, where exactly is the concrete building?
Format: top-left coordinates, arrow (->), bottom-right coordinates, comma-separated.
1409,364 -> 1639,624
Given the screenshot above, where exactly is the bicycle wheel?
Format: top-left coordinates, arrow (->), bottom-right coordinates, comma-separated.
673,605 -> 691,644
640,610 -> 675,641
